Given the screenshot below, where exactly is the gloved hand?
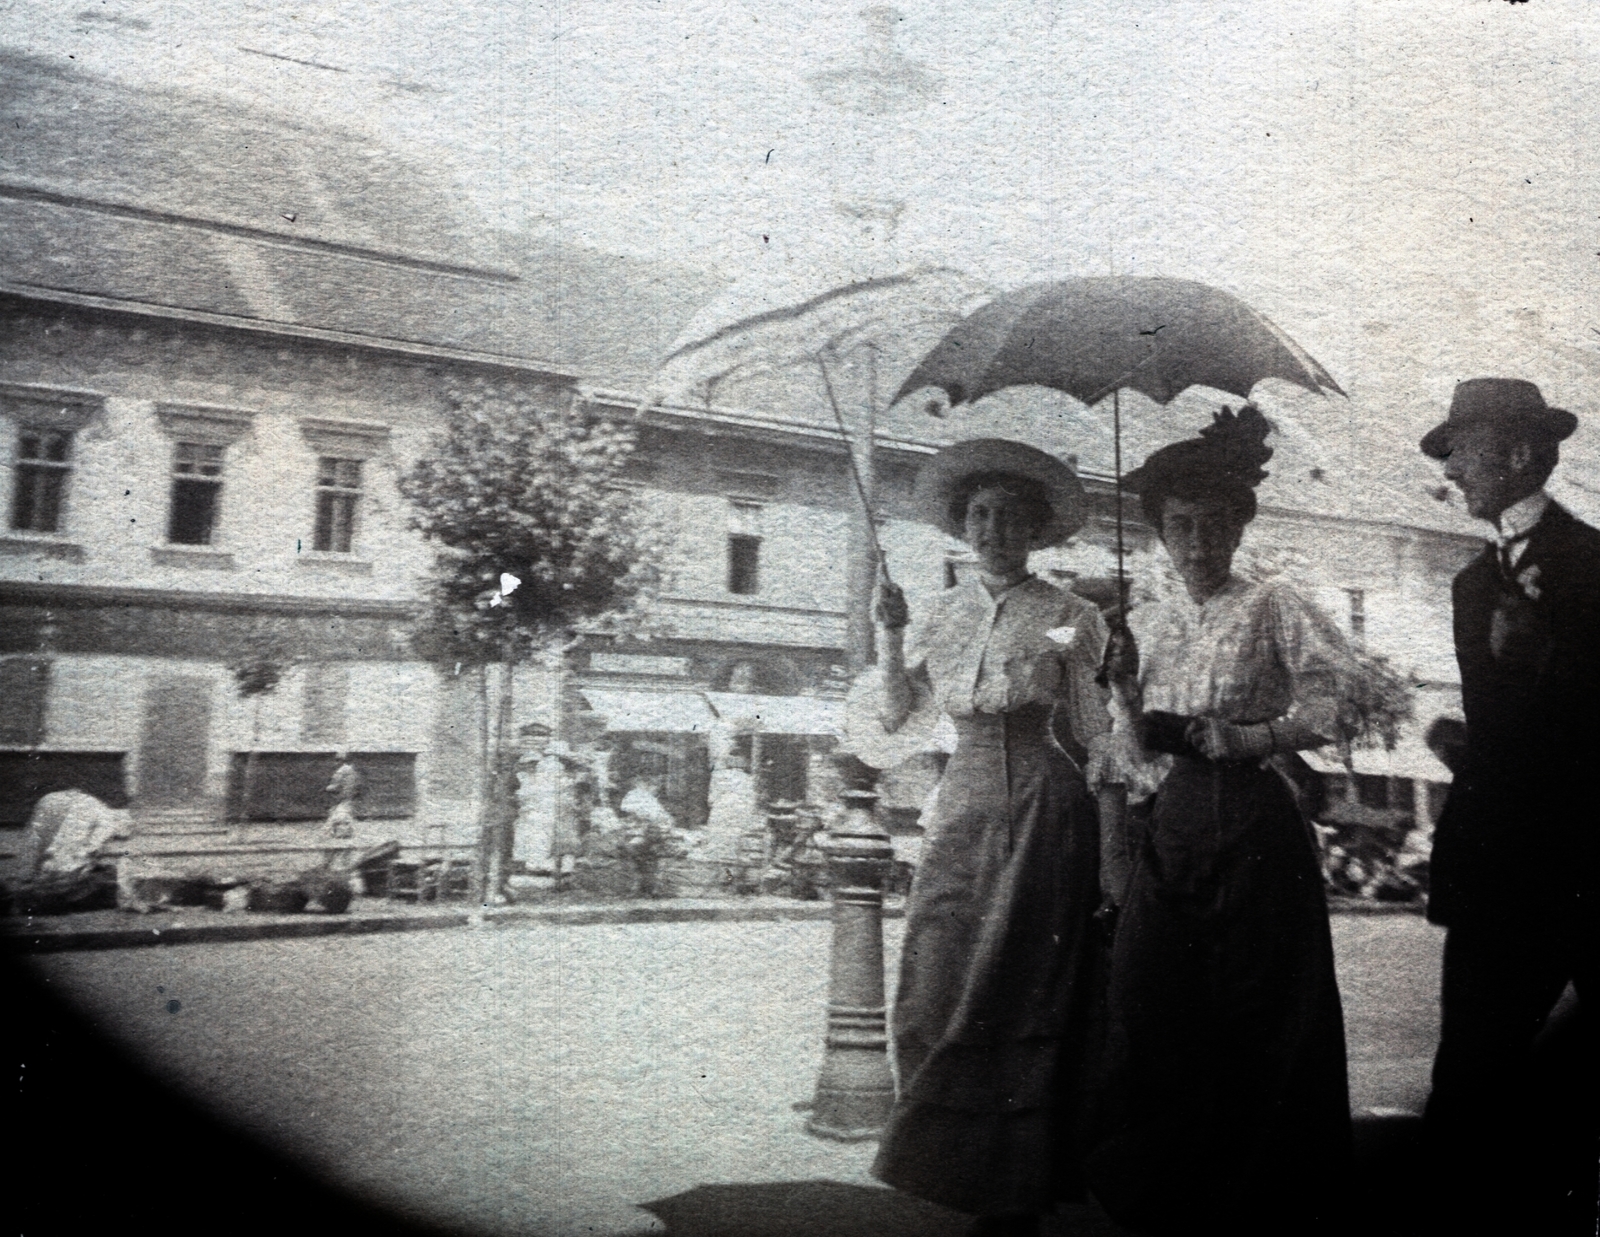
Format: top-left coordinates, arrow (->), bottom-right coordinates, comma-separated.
875,581 -> 910,630
1097,619 -> 1140,690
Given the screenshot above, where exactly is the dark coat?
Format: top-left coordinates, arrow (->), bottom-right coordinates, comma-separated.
1429,501 -> 1600,927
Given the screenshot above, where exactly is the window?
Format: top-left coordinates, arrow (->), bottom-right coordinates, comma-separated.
1355,773 -> 1390,809
728,534 -> 761,595
313,457 -> 363,552
1345,588 -> 1366,647
10,429 -> 72,533
167,441 -> 225,545
726,499 -> 763,595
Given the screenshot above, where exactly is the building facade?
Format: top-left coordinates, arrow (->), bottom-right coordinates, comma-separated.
1,50 -> 1483,886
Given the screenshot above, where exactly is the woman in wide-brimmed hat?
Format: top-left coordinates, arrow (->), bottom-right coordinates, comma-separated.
869,439 -> 1111,1236
1085,406 -> 1358,1234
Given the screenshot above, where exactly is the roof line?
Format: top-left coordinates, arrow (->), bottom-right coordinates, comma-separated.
0,282 -> 581,378
0,180 -> 519,283
584,387 -> 1482,544
582,386 -> 939,457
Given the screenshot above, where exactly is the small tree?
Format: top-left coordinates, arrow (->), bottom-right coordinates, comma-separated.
400,377 -> 662,899
229,647 -> 286,830
1337,648 -> 1415,762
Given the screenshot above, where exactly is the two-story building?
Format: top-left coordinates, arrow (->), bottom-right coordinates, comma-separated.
1,50 -> 1482,885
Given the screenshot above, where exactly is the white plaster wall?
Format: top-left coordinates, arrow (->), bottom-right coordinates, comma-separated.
40,654 -> 149,750
347,661 -> 436,752
1,327 -> 455,602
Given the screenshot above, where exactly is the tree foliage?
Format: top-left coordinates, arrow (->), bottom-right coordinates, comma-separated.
1339,648 -> 1415,754
400,378 -> 663,664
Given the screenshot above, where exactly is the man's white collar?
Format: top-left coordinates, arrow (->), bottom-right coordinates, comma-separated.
1496,490 -> 1550,545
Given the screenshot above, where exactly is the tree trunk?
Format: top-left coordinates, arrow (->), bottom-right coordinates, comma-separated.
237,696 -> 263,835
472,664 -> 494,903
483,657 -> 516,901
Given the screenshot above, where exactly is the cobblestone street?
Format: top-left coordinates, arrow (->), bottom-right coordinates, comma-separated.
20,912 -> 1443,1235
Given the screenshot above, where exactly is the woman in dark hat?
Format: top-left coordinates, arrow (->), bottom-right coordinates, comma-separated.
1085,406 -> 1358,1234
869,439 -> 1111,1237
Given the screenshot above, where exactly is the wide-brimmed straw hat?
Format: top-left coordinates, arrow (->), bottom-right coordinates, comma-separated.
911,438 -> 1086,550
1420,379 -> 1577,460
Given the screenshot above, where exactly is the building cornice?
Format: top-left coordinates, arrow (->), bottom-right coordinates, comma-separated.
0,282 -> 581,380
0,579 -> 419,620
0,178 -> 519,283
583,386 -> 940,462
587,386 -> 1484,546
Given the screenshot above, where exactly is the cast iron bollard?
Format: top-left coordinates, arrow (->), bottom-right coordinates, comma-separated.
805,780 -> 896,1141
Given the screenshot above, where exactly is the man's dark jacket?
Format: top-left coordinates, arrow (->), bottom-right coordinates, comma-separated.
1429,501 -> 1600,926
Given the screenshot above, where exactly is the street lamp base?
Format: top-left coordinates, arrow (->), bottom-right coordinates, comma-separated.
804,1073 -> 894,1142
803,1115 -> 887,1143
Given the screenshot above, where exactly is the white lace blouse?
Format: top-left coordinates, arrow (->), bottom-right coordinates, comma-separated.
904,574 -> 1111,751
1098,576 -> 1360,798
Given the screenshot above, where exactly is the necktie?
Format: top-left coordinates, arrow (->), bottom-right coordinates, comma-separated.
1496,529 -> 1533,582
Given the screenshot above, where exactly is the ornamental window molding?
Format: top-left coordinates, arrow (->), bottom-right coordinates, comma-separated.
0,382 -> 105,432
714,468 -> 782,501
299,416 -> 391,459
154,401 -> 257,446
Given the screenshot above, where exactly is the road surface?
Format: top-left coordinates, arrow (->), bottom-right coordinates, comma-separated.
22,913 -> 1443,1235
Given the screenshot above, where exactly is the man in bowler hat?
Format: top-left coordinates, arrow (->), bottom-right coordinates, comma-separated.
1420,378 -> 1598,1228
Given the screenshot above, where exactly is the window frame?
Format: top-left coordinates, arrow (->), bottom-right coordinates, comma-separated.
1,383 -> 104,540
9,427 -> 74,534
166,439 -> 227,546
727,531 -> 762,595
312,455 -> 364,554
1345,587 -> 1367,648
725,498 -> 765,596
299,418 -> 389,559
153,403 -> 256,552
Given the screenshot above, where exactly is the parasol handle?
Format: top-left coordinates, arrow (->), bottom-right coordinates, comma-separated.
1113,386 -> 1126,624
817,352 -> 893,585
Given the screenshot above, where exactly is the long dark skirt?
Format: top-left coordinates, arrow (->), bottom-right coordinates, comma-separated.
1086,756 -> 1352,1234
871,704 -> 1103,1216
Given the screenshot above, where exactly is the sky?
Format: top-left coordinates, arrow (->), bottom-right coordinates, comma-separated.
6,0 -> 1600,523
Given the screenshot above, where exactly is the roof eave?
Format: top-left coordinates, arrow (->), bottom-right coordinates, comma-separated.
0,280 -> 584,381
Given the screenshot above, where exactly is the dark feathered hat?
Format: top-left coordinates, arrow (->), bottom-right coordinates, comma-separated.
1123,404 -> 1275,499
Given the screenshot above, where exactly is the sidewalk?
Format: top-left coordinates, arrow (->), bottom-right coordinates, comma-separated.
1,891 -> 874,953
3,890 -> 1415,954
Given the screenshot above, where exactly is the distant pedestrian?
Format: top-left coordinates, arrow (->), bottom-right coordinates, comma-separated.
1419,379 -> 1599,1231
325,752 -> 361,839
703,751 -> 757,864
618,774 -> 679,898
513,737 -> 590,882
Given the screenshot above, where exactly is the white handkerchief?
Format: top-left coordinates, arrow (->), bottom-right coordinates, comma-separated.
1044,626 -> 1078,646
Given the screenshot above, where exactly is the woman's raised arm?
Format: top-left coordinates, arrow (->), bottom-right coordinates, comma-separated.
876,581 -> 916,733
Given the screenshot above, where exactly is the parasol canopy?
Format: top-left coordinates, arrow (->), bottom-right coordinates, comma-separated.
649,264 -> 991,408
893,275 -> 1344,411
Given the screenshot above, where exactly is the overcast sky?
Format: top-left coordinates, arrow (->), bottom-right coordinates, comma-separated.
6,0 -> 1600,516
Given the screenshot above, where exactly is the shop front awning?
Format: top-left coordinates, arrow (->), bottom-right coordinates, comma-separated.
578,689 -> 718,734
704,692 -> 845,737
1300,739 -> 1453,785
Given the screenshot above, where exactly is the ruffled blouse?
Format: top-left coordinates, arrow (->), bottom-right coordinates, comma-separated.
1100,576 -> 1360,798
905,575 -> 1111,750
